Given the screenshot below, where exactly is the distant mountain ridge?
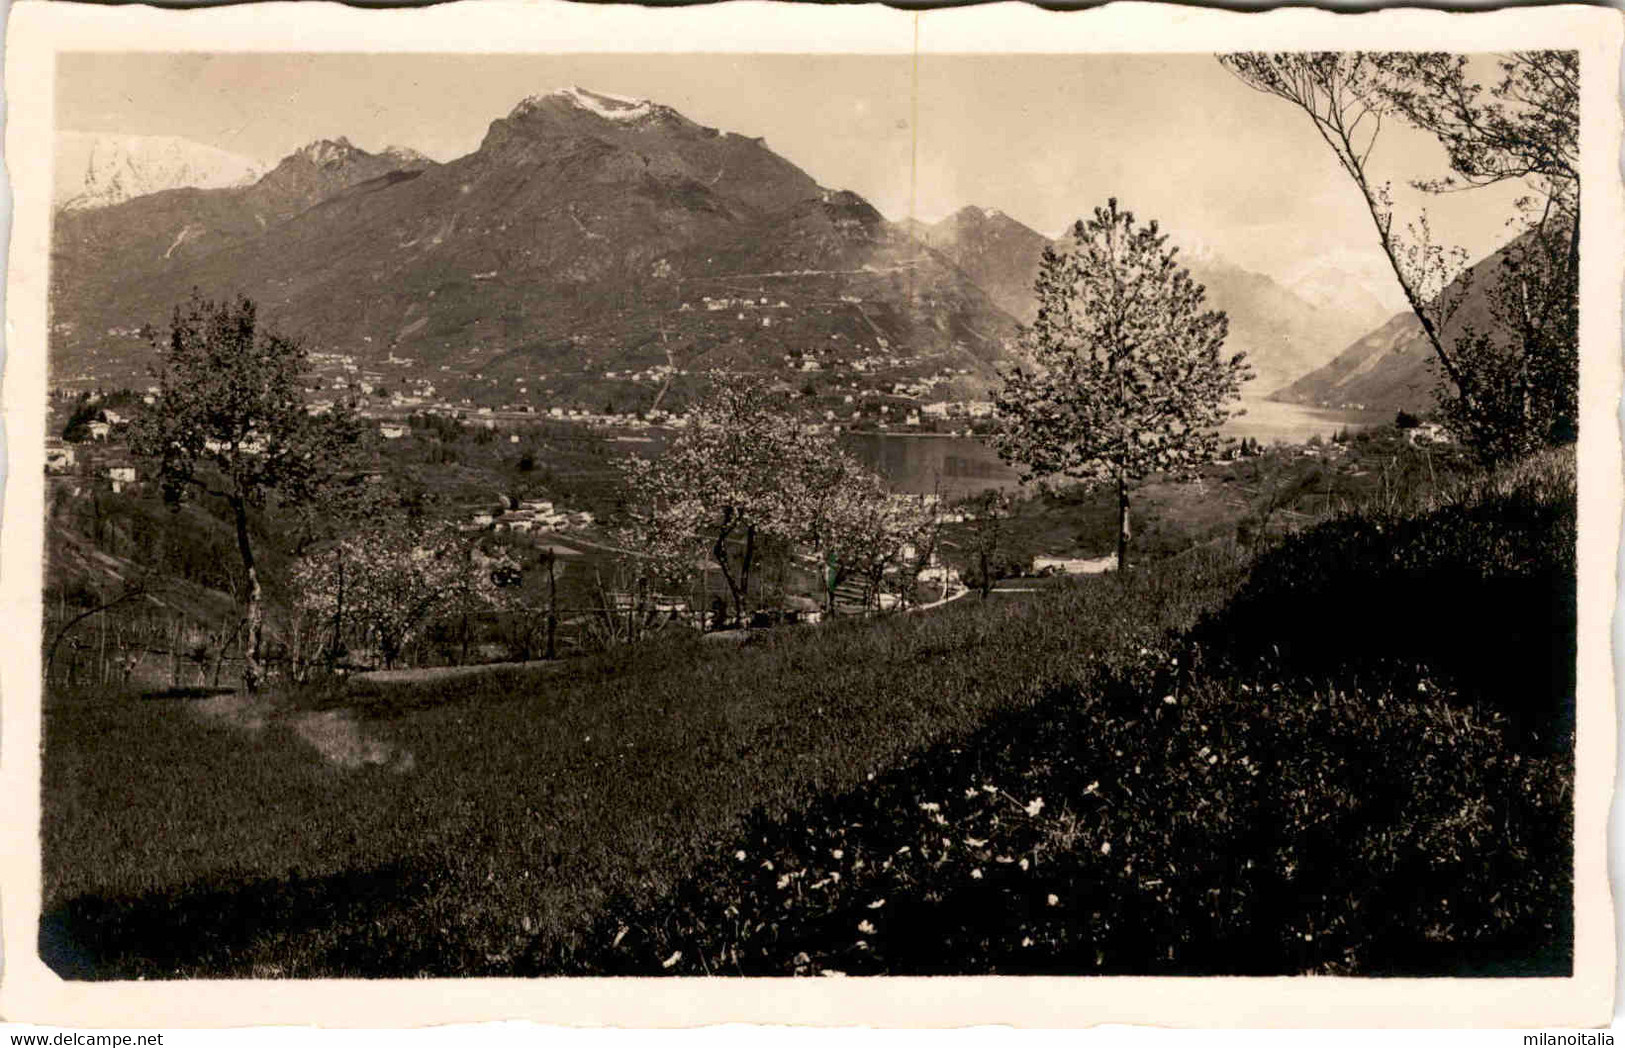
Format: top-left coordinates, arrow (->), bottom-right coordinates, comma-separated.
1271,240 -> 1524,416
907,207 -> 1392,394
55,133 -> 267,211
50,88 -> 1017,396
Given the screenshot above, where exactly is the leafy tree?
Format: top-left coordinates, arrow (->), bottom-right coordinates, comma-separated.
1440,236 -> 1577,460
131,292 -> 362,690
1385,53 -> 1581,460
957,490 -> 1013,600
806,458 -> 927,614
624,372 -> 817,626
993,200 -> 1250,569
1219,51 -> 1579,463
293,519 -> 513,670
61,396 -> 104,444
1218,53 -> 1479,403
1377,52 -> 1577,243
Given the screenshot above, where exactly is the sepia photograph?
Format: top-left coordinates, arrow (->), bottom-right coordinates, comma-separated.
1,0 -> 1618,1029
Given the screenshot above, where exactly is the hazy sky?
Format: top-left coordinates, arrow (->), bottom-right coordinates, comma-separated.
57,52 -> 1528,309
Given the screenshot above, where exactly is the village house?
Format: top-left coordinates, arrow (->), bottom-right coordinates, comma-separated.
44,443 -> 76,473
105,464 -> 137,493
1407,421 -> 1453,446
1034,554 -> 1118,576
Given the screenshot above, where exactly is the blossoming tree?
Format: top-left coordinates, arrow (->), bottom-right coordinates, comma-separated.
993,199 -> 1250,570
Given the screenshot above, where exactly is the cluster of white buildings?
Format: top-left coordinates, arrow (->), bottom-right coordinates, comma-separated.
602,364 -> 683,384
693,295 -> 791,313
467,498 -> 595,534
921,400 -> 997,420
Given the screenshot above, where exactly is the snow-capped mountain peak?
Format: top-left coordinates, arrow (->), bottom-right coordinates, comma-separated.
1283,250 -> 1409,315
510,85 -> 669,125
294,137 -> 362,166
380,145 -> 432,165
55,132 -> 266,211
557,85 -> 653,120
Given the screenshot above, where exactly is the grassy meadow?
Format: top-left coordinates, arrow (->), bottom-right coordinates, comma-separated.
40,440 -> 1574,978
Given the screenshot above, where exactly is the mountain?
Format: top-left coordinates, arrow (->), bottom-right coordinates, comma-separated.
908,209 -> 1386,393
1185,253 -> 1386,393
1269,311 -> 1430,413
54,133 -> 266,212
50,87 -> 1018,397
1282,252 -> 1401,334
51,136 -> 439,331
1272,241 -> 1521,415
910,206 -> 1051,321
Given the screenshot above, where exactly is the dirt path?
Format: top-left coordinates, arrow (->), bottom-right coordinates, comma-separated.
354,659 -> 560,685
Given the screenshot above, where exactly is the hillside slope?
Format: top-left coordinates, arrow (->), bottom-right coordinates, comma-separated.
50,88 -> 1018,394
1273,240 -> 1525,415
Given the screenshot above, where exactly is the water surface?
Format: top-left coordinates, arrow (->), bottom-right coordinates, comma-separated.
844,398 -> 1376,496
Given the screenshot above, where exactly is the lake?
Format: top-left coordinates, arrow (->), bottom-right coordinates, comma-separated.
844,398 -> 1378,497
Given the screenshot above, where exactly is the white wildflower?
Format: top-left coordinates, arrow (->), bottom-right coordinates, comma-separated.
1025,797 -> 1045,817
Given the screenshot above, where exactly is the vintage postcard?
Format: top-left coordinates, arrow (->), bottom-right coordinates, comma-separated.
1,0 -> 1619,1030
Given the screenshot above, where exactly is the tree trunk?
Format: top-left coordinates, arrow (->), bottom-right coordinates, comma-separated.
711,523 -> 744,628
740,525 -> 756,627
329,560 -> 345,673
230,496 -> 264,692
1116,471 -> 1131,572
545,552 -> 557,660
